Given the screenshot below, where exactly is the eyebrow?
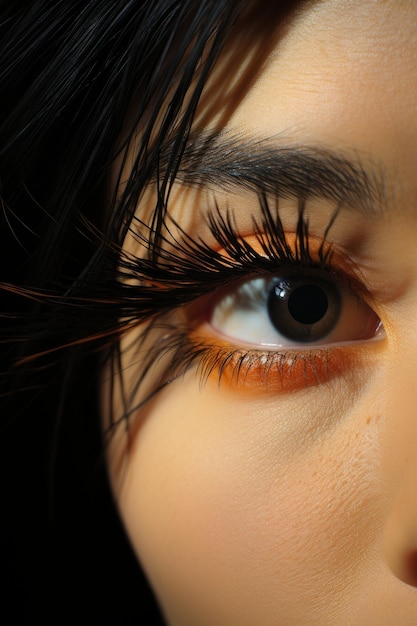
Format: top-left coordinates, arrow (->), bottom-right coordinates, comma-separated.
171,131 -> 387,215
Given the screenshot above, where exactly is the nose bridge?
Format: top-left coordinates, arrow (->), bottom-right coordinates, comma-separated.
382,348 -> 417,586
384,353 -> 417,472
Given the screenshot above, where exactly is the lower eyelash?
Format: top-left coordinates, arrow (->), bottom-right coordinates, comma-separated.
126,323 -> 355,399
192,340 -> 357,393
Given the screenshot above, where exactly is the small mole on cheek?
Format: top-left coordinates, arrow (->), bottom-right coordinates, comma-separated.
365,414 -> 381,426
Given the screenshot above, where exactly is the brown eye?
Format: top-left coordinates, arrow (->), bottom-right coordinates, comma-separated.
267,276 -> 341,343
209,274 -> 381,348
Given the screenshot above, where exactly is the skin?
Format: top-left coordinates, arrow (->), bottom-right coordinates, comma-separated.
104,1 -> 417,624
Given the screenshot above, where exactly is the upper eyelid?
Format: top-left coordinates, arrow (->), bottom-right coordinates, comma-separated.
135,226 -> 366,304
119,191 -> 382,336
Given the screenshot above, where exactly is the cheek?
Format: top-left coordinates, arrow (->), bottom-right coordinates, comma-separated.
110,377 -> 383,626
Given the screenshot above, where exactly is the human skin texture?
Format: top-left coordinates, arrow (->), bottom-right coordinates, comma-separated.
104,1 -> 417,624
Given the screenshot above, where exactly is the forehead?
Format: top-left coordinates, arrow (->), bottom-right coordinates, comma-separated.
230,2 -> 414,128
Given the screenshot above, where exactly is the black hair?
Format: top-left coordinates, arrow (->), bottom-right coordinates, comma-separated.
0,1 -> 244,622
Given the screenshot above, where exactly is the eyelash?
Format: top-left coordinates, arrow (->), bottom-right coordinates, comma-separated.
110,192 -> 377,425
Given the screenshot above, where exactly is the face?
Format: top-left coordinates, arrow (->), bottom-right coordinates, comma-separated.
104,1 -> 417,624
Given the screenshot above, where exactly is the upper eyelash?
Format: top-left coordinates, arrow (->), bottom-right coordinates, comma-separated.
117,192 -> 340,321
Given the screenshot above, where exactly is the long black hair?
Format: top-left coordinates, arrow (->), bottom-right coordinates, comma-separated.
0,1 -> 244,622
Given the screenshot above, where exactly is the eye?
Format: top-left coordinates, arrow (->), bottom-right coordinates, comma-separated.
208,272 -> 381,348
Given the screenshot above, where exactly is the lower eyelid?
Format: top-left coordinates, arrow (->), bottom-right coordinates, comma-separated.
188,328 -> 385,394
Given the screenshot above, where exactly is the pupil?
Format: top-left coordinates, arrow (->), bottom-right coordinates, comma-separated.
288,284 -> 328,324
